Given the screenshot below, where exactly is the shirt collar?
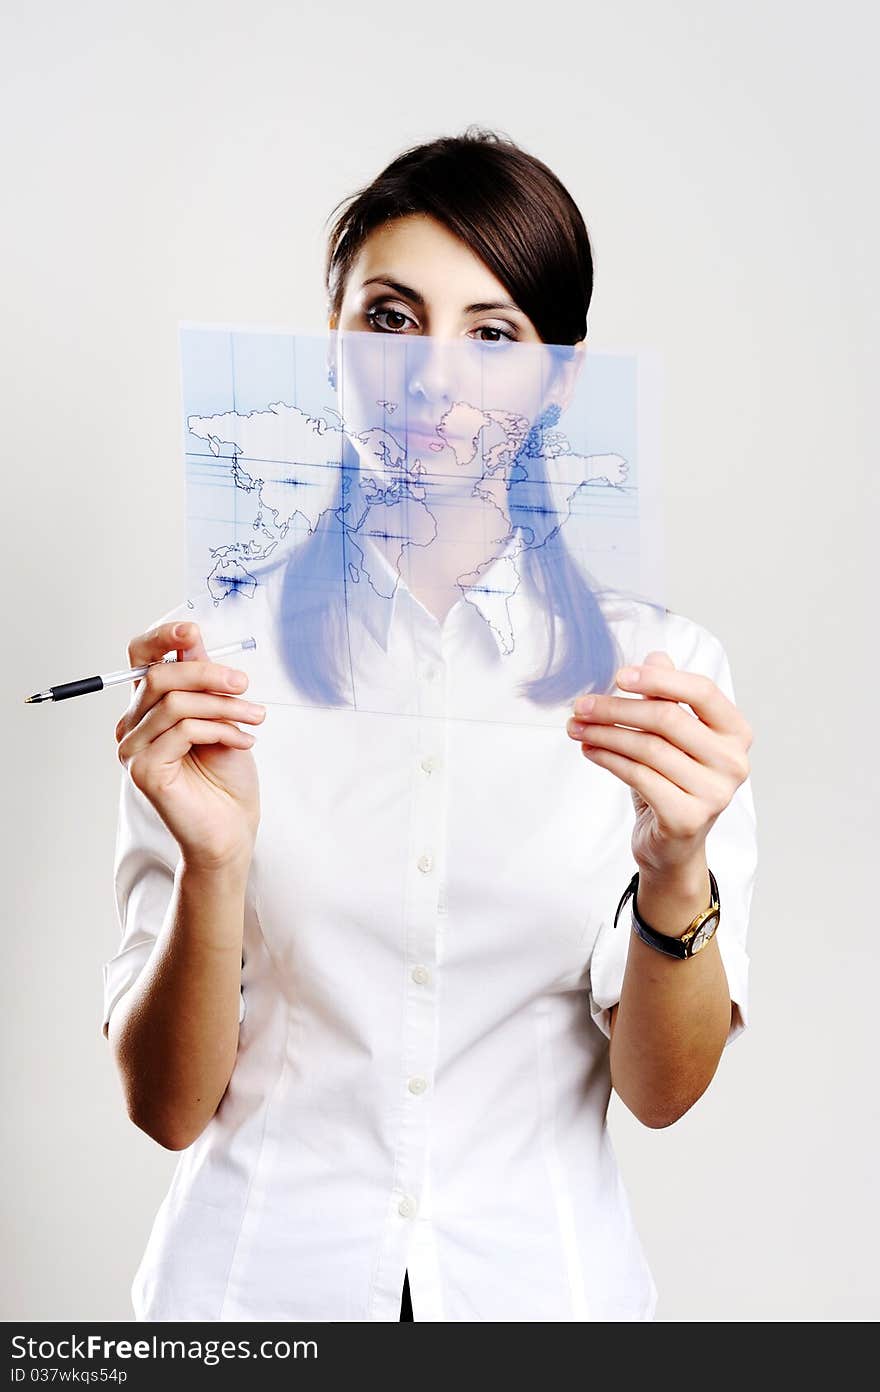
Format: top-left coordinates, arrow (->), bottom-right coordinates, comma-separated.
348,531 -> 522,656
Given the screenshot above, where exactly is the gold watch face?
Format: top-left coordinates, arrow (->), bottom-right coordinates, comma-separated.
689,910 -> 720,953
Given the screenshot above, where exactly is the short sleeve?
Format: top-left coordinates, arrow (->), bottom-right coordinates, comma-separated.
101,604 -> 247,1036
587,610 -> 758,1046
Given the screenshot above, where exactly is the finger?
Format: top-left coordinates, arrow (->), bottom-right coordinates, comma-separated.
127,621 -> 214,701
612,661 -> 748,736
567,696 -> 745,776
641,649 -> 676,670
118,691 -> 265,764
118,622 -> 189,744
568,720 -> 728,798
126,620 -> 200,670
141,656 -> 249,701
116,658 -> 249,742
578,744 -> 708,839
126,718 -> 257,786
173,620 -> 210,664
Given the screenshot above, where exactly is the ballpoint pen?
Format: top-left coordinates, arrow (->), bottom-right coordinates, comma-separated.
24,637 -> 257,703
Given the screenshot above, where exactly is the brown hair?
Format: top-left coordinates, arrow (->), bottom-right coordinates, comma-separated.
323,125 -> 594,346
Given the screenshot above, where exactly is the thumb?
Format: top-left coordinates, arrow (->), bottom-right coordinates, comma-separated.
175,619 -> 210,663
641,649 -> 675,671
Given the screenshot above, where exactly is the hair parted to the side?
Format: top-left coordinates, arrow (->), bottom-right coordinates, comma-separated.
270,126 -> 624,708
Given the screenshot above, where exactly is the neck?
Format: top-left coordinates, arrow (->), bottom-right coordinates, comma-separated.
368,496 -> 512,624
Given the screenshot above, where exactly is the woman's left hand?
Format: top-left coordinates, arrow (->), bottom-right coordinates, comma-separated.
566,650 -> 753,877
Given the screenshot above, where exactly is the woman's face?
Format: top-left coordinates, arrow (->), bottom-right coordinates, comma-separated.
327,214 -> 583,500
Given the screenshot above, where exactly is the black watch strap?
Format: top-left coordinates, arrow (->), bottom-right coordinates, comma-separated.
613,869 -> 721,960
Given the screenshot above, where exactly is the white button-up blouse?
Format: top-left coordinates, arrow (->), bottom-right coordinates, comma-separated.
101,537 -> 758,1322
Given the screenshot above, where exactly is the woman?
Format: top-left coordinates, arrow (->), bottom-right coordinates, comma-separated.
103,128 -> 757,1322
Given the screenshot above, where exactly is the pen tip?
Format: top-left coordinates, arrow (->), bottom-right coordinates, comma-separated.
24,696 -> 34,703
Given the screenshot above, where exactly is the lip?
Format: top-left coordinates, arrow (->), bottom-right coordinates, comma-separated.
405,429 -> 448,451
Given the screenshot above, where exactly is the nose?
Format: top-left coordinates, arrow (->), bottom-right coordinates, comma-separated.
406,338 -> 454,408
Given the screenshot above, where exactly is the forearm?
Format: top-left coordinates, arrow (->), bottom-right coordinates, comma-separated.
608,854 -> 732,1128
107,856 -> 250,1150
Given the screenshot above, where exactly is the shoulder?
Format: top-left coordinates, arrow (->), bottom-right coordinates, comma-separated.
603,596 -> 732,681
660,606 -> 730,676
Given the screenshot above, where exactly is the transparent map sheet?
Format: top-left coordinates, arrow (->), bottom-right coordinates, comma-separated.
181,325 -> 665,727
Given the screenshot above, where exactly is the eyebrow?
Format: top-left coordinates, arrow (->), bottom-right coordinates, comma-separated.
359,275 -> 524,316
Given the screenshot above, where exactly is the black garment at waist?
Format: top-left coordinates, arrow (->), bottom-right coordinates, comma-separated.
399,1268 -> 413,1321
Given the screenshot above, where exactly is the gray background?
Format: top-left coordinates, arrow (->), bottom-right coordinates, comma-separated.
4,0 -> 876,1322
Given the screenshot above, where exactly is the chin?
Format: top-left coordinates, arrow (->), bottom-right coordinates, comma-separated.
406,435 -> 448,455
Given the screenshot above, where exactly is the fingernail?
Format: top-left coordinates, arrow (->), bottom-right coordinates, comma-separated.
617,667 -> 640,685
574,695 -> 595,717
173,623 -> 189,639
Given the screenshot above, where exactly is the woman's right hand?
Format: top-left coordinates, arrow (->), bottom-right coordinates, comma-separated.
114,620 -> 266,871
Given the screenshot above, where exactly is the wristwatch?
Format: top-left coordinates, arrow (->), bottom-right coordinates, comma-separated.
613,869 -> 721,960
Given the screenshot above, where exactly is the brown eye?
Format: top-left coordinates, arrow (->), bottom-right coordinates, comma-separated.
472,325 -> 516,347
365,305 -> 415,333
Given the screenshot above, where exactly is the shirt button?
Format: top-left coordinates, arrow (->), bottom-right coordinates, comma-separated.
417,853 -> 434,874
398,1195 -> 418,1218
411,965 -> 430,985
420,755 -> 438,774
408,1075 -> 428,1095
